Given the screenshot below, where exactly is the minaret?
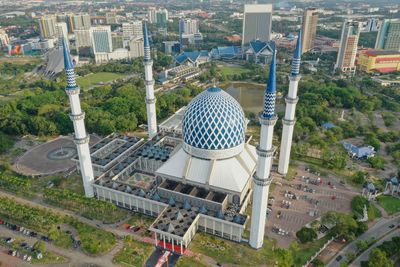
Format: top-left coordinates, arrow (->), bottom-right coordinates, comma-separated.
143,21 -> 157,139
278,31 -> 302,176
62,38 -> 94,198
249,48 -> 278,249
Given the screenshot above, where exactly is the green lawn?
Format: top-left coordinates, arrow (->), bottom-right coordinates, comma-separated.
113,237 -> 154,267
176,255 -> 210,267
218,66 -> 249,76
189,233 -> 278,266
31,251 -> 68,265
377,195 -> 400,215
76,72 -> 125,89
292,235 -> 332,266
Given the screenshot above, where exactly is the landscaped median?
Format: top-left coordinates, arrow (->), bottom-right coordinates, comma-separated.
0,196 -> 116,256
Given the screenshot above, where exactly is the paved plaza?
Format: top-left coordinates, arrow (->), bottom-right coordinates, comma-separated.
266,166 -> 358,248
13,135 -> 101,176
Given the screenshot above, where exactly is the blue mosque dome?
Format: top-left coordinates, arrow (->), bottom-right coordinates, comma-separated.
182,87 -> 246,159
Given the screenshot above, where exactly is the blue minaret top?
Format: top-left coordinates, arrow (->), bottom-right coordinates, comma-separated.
291,31 -> 302,76
62,38 -> 77,89
262,48 -> 277,119
143,21 -> 151,62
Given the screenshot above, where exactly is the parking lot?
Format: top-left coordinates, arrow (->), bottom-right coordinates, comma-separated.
266,166 -> 359,248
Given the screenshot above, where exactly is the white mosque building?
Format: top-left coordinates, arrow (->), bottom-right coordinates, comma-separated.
65,23 -> 302,251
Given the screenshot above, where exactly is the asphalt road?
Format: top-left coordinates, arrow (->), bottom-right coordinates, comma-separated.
350,229 -> 400,266
326,216 -> 400,267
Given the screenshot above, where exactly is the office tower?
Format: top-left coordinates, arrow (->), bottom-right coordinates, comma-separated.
301,8 -> 318,54
179,18 -> 199,34
249,49 -> 277,249
335,20 -> 360,75
55,22 -> 68,39
242,4 -> 273,46
129,37 -> 144,58
90,26 -> 112,53
148,7 -> 157,24
122,21 -> 143,39
143,22 -> 157,139
38,15 -> 57,39
62,38 -> 95,198
75,28 -> 92,48
278,32 -> 302,176
375,19 -> 400,51
0,28 -> 9,48
106,13 -> 117,24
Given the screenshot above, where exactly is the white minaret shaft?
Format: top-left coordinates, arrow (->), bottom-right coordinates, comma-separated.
62,38 -> 94,198
249,49 -> 277,249
278,31 -> 302,176
143,21 -> 157,139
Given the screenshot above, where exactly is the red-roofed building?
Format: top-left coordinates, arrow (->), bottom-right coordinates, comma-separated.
358,49 -> 400,73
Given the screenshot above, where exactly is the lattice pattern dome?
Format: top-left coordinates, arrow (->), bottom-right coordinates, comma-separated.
182,87 -> 246,152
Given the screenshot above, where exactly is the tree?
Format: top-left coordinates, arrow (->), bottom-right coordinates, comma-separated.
351,171 -> 367,185
33,240 -> 46,253
366,249 -> 394,267
274,248 -> 293,267
296,227 -> 317,243
312,258 -> 324,267
356,240 -> 369,252
367,156 -> 386,170
0,132 -> 13,154
351,196 -> 368,216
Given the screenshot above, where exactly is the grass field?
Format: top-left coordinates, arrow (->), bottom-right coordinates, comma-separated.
377,195 -> 400,215
76,72 -> 125,89
113,237 -> 154,267
189,233 -> 277,266
218,66 -> 249,76
176,255 -> 210,267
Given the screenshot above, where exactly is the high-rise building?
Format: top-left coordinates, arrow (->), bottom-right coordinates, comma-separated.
301,8 -> 318,54
249,48 -> 277,249
278,33 -> 302,176
106,12 -> 117,24
67,14 -> 91,33
90,26 -> 112,53
75,28 -> 92,48
156,9 -> 168,35
122,21 -> 143,39
148,7 -> 157,24
375,19 -> 400,52
55,22 -> 68,39
0,28 -> 9,48
335,20 -> 360,75
38,15 -> 57,39
62,38 -> 95,198
361,18 -> 380,32
179,18 -> 199,34
129,37 -> 144,58
242,4 -> 272,46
